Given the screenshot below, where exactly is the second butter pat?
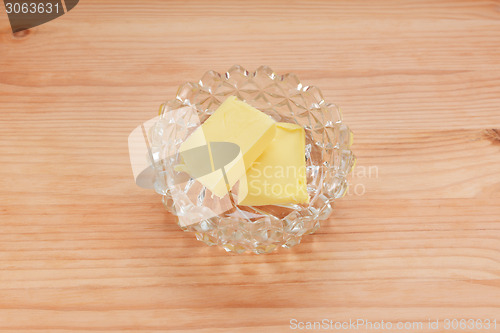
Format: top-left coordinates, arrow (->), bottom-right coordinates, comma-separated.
238,122 -> 309,206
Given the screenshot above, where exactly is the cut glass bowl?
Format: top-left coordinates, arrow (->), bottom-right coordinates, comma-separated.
149,65 -> 355,254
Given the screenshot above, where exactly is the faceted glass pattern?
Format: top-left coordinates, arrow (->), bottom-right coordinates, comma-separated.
150,66 -> 355,254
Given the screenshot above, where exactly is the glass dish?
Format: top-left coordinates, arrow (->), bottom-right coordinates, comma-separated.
149,65 -> 355,254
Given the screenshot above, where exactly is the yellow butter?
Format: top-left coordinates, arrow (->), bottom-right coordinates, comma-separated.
178,96 -> 276,198
238,122 -> 309,206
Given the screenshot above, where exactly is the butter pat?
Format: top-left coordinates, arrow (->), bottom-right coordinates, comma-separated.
178,96 -> 276,197
239,122 -> 309,206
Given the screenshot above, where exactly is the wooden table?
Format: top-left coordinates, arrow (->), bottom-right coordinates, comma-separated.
1,1 -> 499,331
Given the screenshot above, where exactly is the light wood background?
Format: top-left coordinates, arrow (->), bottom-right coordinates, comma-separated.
1,1 -> 500,332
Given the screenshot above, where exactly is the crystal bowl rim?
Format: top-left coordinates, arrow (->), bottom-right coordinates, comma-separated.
151,65 -> 356,253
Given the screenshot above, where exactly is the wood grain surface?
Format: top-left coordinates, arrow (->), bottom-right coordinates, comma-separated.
1,1 -> 499,332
